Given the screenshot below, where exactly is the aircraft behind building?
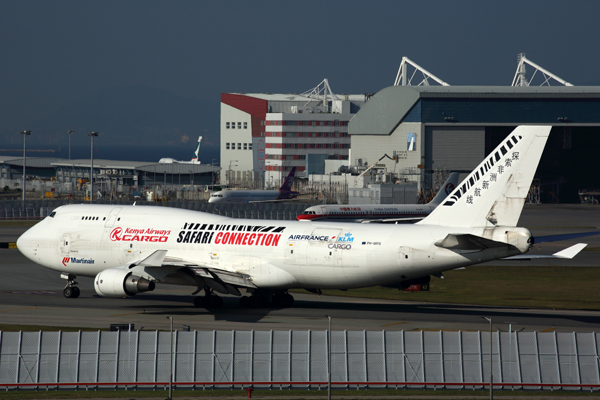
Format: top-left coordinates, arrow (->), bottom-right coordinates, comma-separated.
208,167 -> 300,203
158,136 -> 202,164
297,172 -> 460,223
18,126 -> 587,309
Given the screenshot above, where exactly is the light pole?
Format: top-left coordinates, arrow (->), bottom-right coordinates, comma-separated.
67,130 -> 74,159
166,316 -> 173,400
20,130 -> 31,207
482,317 -> 493,400
229,160 -> 238,186
87,132 -> 98,203
326,315 -> 331,400
211,158 -> 217,186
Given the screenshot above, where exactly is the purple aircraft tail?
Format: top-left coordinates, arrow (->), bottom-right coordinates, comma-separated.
279,167 -> 297,192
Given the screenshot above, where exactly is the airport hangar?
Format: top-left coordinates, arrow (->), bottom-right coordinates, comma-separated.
349,85 -> 600,203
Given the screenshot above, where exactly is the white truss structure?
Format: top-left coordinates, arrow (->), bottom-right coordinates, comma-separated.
301,78 -> 342,113
394,57 -> 450,87
511,53 -> 573,87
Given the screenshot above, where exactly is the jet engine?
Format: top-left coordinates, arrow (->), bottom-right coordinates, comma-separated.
94,268 -> 155,297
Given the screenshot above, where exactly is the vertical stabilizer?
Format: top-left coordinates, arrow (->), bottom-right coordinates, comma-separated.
418,126 -> 551,228
279,167 -> 297,192
429,172 -> 460,206
193,136 -> 203,162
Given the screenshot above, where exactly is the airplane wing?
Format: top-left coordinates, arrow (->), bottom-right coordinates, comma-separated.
503,243 -> 587,260
128,251 -> 256,296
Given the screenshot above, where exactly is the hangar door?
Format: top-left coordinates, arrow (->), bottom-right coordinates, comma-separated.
425,126 -> 485,172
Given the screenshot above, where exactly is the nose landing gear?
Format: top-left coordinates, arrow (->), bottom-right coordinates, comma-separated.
61,273 -> 80,298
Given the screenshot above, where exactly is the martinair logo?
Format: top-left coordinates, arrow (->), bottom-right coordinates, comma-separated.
62,257 -> 95,266
110,227 -> 171,242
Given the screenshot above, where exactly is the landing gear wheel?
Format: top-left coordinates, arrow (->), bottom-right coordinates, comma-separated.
72,287 -> 81,298
239,296 -> 251,308
193,296 -> 205,308
63,287 -> 75,298
206,295 -> 223,309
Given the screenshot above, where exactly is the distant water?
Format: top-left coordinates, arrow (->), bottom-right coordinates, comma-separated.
0,144 -> 220,164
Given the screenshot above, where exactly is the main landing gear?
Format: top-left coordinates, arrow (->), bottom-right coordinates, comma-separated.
239,290 -> 294,308
192,288 -> 295,309
193,287 -> 223,309
61,273 -> 80,298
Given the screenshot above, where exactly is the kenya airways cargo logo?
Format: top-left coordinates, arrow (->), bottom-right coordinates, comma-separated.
110,227 -> 171,242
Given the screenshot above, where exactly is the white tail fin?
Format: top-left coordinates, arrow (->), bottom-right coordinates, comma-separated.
418,125 -> 551,228
429,172 -> 460,206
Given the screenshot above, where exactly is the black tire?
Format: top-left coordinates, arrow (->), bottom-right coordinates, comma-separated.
63,287 -> 73,298
193,296 -> 205,308
239,296 -> 251,308
72,287 -> 81,298
284,293 -> 294,308
207,295 -> 223,309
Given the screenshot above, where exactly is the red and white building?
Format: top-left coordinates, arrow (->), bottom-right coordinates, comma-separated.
220,80 -> 366,187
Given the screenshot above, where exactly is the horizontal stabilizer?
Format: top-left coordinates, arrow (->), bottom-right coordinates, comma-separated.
534,231 -> 600,243
504,243 -> 587,260
435,233 -> 512,252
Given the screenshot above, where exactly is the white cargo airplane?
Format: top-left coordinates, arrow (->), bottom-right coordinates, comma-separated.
297,172 -> 460,223
16,126 -> 585,308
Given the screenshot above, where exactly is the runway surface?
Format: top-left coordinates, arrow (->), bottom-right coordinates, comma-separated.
1,204 -> 599,333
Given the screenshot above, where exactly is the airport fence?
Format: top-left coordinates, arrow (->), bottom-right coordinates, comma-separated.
1,330 -> 599,391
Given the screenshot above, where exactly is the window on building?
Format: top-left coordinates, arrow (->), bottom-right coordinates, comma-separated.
226,143 -> 230,150
231,122 -> 235,129
243,143 -> 247,150
238,143 -> 241,150
226,122 -> 230,129
248,143 -> 252,150
238,122 -> 242,129
244,122 -> 248,129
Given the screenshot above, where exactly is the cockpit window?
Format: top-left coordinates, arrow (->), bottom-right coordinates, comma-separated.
49,212 -> 56,218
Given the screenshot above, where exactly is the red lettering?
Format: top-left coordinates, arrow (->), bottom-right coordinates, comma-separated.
123,235 -> 132,241
235,233 -> 243,245
258,234 -> 266,245
242,233 -> 249,245
150,236 -> 158,242
159,236 -> 168,242
215,232 -> 223,244
228,232 -> 237,244
271,234 -> 281,247
248,233 -> 256,245
265,234 -> 273,246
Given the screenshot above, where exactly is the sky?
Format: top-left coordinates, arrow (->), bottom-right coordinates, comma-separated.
1,0 -> 599,162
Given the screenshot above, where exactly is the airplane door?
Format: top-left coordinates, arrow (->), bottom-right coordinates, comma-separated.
60,234 -> 71,256
104,207 -> 122,228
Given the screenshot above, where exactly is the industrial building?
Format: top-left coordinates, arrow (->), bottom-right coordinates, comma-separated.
348,56 -> 600,203
220,79 -> 366,187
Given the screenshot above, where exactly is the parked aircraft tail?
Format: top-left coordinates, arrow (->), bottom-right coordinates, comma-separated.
279,167 -> 297,192
419,125 -> 551,228
193,136 -> 202,162
429,172 -> 460,206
